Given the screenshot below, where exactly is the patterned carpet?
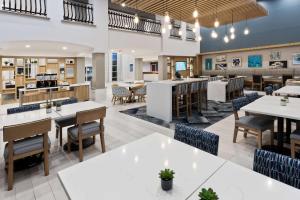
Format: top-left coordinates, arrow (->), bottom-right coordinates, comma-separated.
120,101 -> 233,130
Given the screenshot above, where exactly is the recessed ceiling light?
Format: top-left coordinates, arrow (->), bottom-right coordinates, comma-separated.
62,46 -> 68,50
25,45 -> 31,48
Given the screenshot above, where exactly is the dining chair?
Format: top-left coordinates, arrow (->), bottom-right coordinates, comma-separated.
232,97 -> 274,148
133,85 -> 146,102
226,78 -> 236,100
291,130 -> 300,159
7,103 -> 40,114
264,86 -> 273,96
173,83 -> 190,118
252,75 -> 263,91
189,81 -> 201,113
67,107 -> 106,162
199,80 -> 208,110
174,124 -> 219,156
282,74 -> 293,86
245,92 -> 260,103
54,98 -> 78,147
111,86 -> 131,104
3,118 -> 51,190
253,149 -> 300,189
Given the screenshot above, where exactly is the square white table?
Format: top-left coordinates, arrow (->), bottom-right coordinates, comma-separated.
274,85 -> 300,96
58,133 -> 226,200
54,101 -> 105,117
188,161 -> 300,200
241,95 -> 300,149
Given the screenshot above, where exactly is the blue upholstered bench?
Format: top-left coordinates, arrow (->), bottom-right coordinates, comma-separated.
7,104 -> 40,115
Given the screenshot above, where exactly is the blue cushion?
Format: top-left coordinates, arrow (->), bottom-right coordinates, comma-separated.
4,135 -> 51,160
237,116 -> 274,131
245,92 -> 260,103
55,114 -> 76,127
264,86 -> 273,95
68,121 -> 100,140
232,97 -> 249,111
254,149 -> 300,189
7,104 -> 40,115
174,124 -> 219,156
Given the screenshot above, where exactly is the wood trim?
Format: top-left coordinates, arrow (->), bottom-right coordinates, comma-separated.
198,42 -> 300,56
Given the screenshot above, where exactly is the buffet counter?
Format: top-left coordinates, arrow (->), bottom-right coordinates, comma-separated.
19,83 -> 90,105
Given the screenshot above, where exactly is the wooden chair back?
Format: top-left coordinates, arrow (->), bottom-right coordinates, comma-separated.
76,107 -> 107,125
3,118 -> 51,142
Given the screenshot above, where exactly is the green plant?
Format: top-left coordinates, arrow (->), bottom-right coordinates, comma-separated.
198,188 -> 219,200
159,169 -> 175,181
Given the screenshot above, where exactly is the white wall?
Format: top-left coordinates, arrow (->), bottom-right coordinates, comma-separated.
0,0 -> 109,53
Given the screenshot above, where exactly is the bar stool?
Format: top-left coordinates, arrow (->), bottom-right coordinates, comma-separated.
189,81 -> 201,114
173,83 -> 189,118
199,80 -> 208,110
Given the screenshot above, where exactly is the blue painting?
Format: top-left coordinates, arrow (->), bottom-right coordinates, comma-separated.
248,55 -> 263,68
205,58 -> 213,70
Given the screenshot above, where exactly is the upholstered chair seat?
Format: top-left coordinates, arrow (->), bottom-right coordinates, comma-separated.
236,116 -> 274,131
68,122 -> 101,140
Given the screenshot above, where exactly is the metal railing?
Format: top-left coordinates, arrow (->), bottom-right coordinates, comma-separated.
1,0 -> 47,16
63,0 -> 94,24
186,26 -> 196,41
170,22 -> 181,39
108,9 -> 161,35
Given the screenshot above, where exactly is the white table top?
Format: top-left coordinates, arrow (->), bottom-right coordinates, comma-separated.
0,109 -> 60,130
274,85 -> 300,96
208,80 -> 228,85
188,161 -> 300,200
58,133 -> 226,200
148,78 -> 207,87
54,101 -> 105,117
241,96 -> 300,120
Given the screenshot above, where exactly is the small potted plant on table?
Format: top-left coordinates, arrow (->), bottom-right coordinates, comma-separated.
56,101 -> 62,111
46,101 -> 52,113
159,169 -> 175,191
198,188 -> 219,200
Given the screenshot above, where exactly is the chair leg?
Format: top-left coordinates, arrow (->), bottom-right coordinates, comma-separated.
56,126 -> 59,139
7,146 -> 14,191
100,132 -> 106,153
176,97 -> 179,118
291,140 -> 296,159
59,127 -> 63,147
233,126 -> 238,143
93,135 -> 96,144
79,138 -> 83,162
43,134 -> 49,176
243,129 -> 248,138
257,132 -> 262,149
67,134 -> 71,153
270,128 -> 274,146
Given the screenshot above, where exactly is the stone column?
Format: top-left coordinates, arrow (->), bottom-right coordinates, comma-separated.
76,57 -> 86,83
135,58 -> 143,81
92,53 -> 106,89
158,56 -> 168,80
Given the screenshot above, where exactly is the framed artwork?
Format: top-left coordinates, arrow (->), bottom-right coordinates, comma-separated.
270,51 -> 281,61
293,53 -> 300,65
216,55 -> 226,62
205,58 -> 213,70
215,63 -> 227,70
269,61 -> 288,68
248,55 -> 263,68
232,57 -> 242,67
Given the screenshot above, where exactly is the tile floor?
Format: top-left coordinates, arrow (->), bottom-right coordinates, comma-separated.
0,87 -> 274,199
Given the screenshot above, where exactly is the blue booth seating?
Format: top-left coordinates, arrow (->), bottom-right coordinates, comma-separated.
7,104 -> 40,115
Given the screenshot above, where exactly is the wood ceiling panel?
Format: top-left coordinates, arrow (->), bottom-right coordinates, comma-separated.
112,0 -> 268,27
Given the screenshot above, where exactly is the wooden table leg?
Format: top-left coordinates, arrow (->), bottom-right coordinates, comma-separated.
277,117 -> 284,149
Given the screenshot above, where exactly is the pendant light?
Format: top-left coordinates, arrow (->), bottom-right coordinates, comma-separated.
193,0 -> 199,18
168,24 -> 172,30
121,2 -> 126,7
244,16 -> 250,35
214,6 -> 219,28
229,10 -> 235,33
197,35 -> 202,42
211,29 -> 218,38
223,25 -> 229,43
195,18 -> 200,28
162,27 -> 167,34
178,10 -> 183,36
230,33 -> 236,40
164,0 -> 170,23
134,0 -> 139,24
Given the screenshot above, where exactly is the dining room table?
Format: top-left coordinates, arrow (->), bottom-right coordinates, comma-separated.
241,95 -> 300,153
274,85 -> 300,97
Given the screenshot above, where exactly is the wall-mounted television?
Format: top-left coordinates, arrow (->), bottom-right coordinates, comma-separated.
175,61 -> 187,71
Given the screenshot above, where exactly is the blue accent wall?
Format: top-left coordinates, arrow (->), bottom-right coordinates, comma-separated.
200,0 -> 300,53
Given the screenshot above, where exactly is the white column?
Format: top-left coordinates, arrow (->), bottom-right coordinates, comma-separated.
158,56 -> 168,80
92,53 -> 106,89
76,57 -> 85,83
135,58 -> 143,81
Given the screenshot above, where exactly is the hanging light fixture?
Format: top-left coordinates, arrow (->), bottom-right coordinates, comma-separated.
193,0 -> 199,18
134,0 -> 139,24
223,25 -> 229,43
211,29 -> 218,38
121,2 -> 126,7
197,35 -> 202,42
168,24 -> 172,30
214,6 -> 219,28
230,10 -> 235,33
178,9 -> 183,36
164,12 -> 170,23
179,29 -> 183,36
244,16 -> 250,35
195,18 -> 200,28
162,27 -> 167,34
230,33 -> 236,40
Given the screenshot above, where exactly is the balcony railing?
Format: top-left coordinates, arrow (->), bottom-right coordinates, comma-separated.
170,22 -> 182,39
1,0 -> 47,16
108,9 -> 161,35
186,26 -> 196,41
63,0 -> 94,24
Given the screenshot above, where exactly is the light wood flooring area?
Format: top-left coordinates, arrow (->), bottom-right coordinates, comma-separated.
0,88 -> 272,200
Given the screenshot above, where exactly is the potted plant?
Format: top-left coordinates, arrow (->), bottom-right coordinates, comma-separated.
284,95 -> 289,103
159,169 -> 175,191
56,101 -> 62,111
46,102 -> 52,113
198,188 -> 219,200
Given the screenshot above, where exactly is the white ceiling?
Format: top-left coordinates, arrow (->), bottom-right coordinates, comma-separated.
0,41 -> 94,57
